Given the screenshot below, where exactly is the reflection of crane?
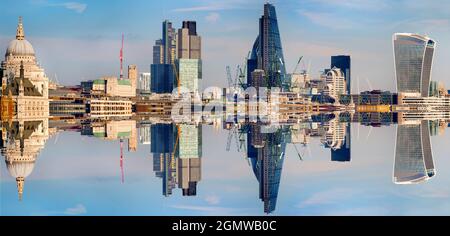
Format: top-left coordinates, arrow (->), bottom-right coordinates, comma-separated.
226,126 -> 240,152
225,125 -> 250,165
226,65 -> 239,89
293,144 -> 303,161
120,139 -> 124,183
172,124 -> 181,159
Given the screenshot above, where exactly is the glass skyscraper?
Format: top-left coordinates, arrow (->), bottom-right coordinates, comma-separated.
394,121 -> 435,184
393,33 -> 436,97
150,64 -> 174,94
248,3 -> 287,90
247,124 -> 287,214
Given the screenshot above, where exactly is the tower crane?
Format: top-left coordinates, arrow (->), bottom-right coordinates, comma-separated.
120,33 -> 124,80
292,56 -> 304,74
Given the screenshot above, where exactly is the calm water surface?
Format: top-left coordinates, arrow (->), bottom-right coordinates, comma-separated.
2,117 -> 450,216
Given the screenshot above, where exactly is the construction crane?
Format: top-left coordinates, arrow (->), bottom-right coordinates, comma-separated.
120,33 -> 124,80
292,56 -> 304,74
118,33 -> 125,183
238,51 -> 251,89
226,66 -> 234,88
172,63 -> 181,95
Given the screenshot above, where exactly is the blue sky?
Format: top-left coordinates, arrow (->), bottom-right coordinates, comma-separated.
1,0 -> 450,91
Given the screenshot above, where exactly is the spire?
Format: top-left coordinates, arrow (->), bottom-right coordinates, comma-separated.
16,16 -> 25,40
16,177 -> 24,201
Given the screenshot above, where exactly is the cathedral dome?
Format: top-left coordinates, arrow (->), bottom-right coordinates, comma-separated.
5,17 -> 35,57
6,39 -> 35,57
6,160 -> 36,179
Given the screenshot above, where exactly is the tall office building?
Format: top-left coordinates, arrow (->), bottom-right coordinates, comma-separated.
393,33 -> 436,97
162,20 -> 176,64
176,124 -> 202,196
128,65 -> 137,90
151,124 -> 177,196
176,21 -> 202,93
177,21 -> 201,59
176,59 -> 202,93
331,125 -> 351,162
151,64 -> 174,94
331,55 -> 351,94
151,21 -> 176,94
323,67 -> 346,100
394,120 -> 435,184
138,72 -> 151,94
247,124 -> 286,214
247,3 -> 287,89
153,39 -> 164,64
139,125 -> 151,145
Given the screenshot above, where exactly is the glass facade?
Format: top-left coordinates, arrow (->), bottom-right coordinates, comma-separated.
394,34 -> 436,97
177,124 -> 202,159
248,3 -> 287,90
394,121 -> 434,184
247,124 -> 287,213
150,64 -> 174,94
176,59 -> 202,93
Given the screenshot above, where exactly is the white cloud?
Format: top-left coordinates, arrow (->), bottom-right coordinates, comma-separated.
205,12 -> 220,23
64,204 -> 87,215
205,195 -> 221,205
50,2 -> 87,13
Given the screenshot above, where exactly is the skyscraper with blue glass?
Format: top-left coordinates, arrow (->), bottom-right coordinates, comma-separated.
248,3 -> 287,90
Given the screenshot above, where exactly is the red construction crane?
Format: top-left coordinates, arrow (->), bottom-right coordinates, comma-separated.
120,139 -> 125,183
120,33 -> 124,80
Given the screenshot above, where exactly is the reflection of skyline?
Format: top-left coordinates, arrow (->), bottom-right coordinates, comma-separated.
150,123 -> 202,197
247,123 -> 287,214
1,119 -> 50,201
0,111 -> 447,213
1,4 -> 450,217
394,120 -> 435,184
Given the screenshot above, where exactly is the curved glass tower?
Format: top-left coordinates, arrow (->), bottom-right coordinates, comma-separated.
247,3 -> 287,90
393,33 -> 436,97
394,121 -> 435,184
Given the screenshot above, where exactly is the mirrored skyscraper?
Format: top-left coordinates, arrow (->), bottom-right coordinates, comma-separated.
393,33 -> 436,97
247,124 -> 287,214
394,120 -> 435,184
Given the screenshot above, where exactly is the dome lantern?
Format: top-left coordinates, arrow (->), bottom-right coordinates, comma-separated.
16,16 -> 25,40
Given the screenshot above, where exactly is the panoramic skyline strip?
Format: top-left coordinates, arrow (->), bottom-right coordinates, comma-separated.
3,0 -> 450,221
1,0 -> 450,91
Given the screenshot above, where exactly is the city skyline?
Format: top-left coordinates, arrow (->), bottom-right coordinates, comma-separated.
4,0 -> 450,218
1,0 -> 450,91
